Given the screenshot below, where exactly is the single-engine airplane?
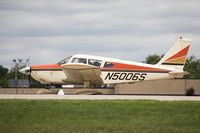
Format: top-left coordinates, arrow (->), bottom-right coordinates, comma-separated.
19,37 -> 191,88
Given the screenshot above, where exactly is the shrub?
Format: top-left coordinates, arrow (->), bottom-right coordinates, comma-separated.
186,87 -> 195,96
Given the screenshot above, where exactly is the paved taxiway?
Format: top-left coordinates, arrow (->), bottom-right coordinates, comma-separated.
0,94 -> 200,101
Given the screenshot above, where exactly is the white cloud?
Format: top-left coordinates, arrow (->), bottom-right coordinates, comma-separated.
0,0 -> 200,68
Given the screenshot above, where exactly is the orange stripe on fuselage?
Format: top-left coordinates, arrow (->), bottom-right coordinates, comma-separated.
31,62 -> 168,73
31,64 -> 61,70
102,62 -> 169,72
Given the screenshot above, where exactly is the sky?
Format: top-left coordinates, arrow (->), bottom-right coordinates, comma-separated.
0,0 -> 200,69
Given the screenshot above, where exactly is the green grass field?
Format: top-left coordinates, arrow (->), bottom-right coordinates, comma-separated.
0,100 -> 200,133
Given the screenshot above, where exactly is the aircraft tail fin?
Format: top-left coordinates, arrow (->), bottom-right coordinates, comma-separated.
157,37 -> 192,70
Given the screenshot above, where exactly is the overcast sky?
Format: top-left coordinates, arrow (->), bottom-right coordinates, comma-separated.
0,0 -> 200,68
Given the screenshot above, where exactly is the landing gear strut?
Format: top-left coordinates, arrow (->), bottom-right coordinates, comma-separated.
84,81 -> 90,88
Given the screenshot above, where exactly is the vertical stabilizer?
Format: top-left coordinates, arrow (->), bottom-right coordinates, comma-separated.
157,37 -> 192,70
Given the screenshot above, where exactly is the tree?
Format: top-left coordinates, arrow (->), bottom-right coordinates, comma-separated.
0,65 -> 9,87
144,54 -> 162,64
0,65 -> 8,78
184,56 -> 200,79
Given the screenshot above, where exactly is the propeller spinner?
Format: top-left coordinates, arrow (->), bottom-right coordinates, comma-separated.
19,66 -> 31,75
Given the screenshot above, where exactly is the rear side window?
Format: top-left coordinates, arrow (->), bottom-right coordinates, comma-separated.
104,62 -> 114,68
88,59 -> 102,67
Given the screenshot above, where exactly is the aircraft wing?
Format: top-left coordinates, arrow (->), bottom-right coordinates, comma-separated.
61,63 -> 103,86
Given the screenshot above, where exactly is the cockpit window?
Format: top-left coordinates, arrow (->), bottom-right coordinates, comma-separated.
71,58 -> 87,64
88,59 -> 102,67
104,62 -> 114,68
57,56 -> 72,65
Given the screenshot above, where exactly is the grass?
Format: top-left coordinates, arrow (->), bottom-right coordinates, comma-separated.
0,100 -> 200,133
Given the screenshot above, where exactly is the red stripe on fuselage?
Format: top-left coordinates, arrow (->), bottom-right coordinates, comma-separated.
31,62 -> 169,73
102,62 -> 169,72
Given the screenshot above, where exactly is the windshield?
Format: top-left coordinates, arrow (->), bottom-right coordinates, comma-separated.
57,56 -> 72,65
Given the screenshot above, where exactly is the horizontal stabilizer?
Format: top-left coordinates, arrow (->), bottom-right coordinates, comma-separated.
169,71 -> 189,78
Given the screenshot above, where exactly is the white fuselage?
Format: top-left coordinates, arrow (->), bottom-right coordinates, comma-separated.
30,65 -> 173,85
27,54 -> 177,85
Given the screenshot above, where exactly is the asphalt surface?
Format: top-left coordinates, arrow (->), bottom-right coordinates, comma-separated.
0,94 -> 200,101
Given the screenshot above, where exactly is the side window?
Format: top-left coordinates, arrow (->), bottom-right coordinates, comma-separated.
71,58 -> 79,63
71,58 -> 87,64
104,62 -> 114,68
78,58 -> 87,64
88,59 -> 102,67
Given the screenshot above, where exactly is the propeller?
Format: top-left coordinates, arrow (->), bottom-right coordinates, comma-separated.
25,58 -> 31,88
19,58 -> 31,88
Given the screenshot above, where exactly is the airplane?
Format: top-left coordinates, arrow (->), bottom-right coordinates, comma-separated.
19,37 -> 192,88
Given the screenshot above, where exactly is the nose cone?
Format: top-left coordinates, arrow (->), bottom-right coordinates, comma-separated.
19,67 -> 31,75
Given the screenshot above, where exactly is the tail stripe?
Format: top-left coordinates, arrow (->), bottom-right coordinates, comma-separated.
165,45 -> 190,61
162,45 -> 190,65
